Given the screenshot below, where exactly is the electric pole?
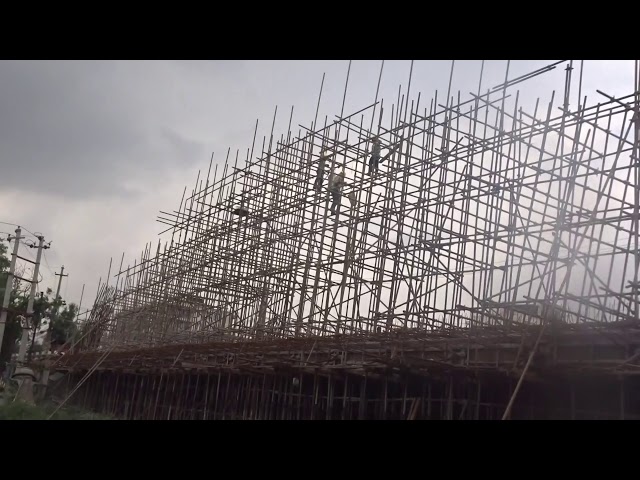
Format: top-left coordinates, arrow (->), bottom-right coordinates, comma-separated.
41,266 -> 68,388
46,265 -> 68,349
0,227 -> 22,365
16,236 -> 46,364
55,266 -> 67,302
13,235 -> 49,404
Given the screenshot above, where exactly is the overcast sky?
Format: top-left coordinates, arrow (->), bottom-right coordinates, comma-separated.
0,60 -> 635,309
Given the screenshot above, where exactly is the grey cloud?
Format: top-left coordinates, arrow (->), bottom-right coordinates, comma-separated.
0,61 -> 241,199
0,61 -> 148,195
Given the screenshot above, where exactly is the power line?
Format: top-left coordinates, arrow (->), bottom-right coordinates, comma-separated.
42,249 -> 56,277
2,224 -> 65,299
0,221 -> 40,239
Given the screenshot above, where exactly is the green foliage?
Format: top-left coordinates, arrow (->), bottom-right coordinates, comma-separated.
51,303 -> 78,347
0,400 -> 113,420
0,401 -> 46,420
0,240 -> 22,370
0,242 -> 11,304
0,242 -> 10,273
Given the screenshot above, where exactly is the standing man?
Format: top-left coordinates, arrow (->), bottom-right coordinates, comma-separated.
314,149 -> 331,192
368,138 -> 382,175
328,168 -> 346,216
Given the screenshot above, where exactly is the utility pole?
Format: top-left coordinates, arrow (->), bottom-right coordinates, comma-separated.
13,235 -> 48,404
49,265 -> 68,340
16,236 -> 46,364
54,266 -> 67,303
41,266 -> 68,389
0,227 -> 22,367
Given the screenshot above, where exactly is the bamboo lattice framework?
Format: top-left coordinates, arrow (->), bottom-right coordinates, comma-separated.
78,60 -> 640,356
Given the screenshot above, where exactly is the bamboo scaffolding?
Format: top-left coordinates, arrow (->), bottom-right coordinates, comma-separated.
40,60 -> 640,419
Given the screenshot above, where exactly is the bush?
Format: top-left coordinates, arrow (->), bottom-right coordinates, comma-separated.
0,401 -> 46,420
0,399 -> 113,420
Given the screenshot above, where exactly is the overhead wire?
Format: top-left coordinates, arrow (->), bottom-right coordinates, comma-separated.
42,249 -> 56,277
0,221 -> 41,239
17,243 -> 44,284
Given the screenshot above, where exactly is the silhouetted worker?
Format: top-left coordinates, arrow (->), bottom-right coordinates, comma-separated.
314,149 -> 331,192
368,138 -> 382,175
328,169 -> 346,216
348,191 -> 357,208
232,200 -> 249,217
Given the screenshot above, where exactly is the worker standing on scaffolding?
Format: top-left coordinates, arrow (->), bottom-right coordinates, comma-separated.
328,168 -> 346,216
314,149 -> 331,192
368,137 -> 382,175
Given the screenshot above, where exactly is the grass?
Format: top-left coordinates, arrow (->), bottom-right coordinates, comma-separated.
0,383 -> 113,420
0,400 -> 114,420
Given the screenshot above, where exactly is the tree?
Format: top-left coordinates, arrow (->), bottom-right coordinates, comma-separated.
0,240 -> 77,372
0,242 -> 16,305
23,288 -> 78,360
0,243 -> 9,272
0,240 -> 25,372
50,303 -> 78,349
26,288 -> 54,361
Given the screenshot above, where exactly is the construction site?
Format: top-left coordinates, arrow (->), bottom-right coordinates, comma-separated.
35,60 -> 640,420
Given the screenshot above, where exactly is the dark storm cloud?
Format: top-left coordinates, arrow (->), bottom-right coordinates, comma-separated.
0,61 -> 213,198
